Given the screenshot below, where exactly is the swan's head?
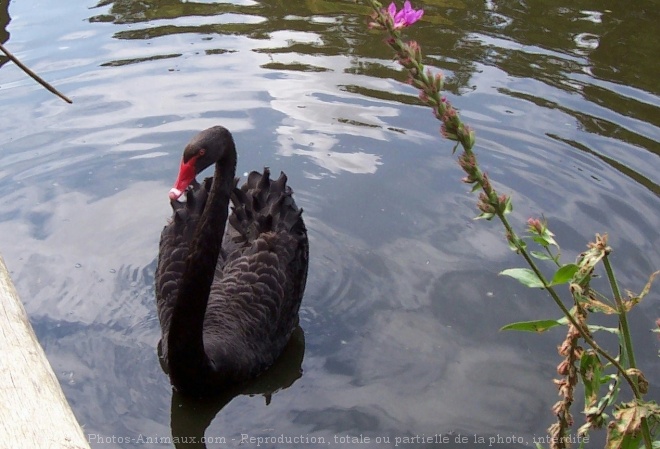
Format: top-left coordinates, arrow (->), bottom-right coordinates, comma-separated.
169,126 -> 236,200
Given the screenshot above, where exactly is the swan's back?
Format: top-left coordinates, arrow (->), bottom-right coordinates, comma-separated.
204,169 -> 308,382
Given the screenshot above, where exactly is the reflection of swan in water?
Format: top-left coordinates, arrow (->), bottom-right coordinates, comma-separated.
155,126 -> 309,396
166,327 -> 306,449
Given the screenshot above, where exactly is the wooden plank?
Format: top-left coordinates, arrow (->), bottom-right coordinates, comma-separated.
0,254 -> 90,449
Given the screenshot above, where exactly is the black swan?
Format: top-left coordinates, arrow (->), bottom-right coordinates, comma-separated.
155,126 -> 309,396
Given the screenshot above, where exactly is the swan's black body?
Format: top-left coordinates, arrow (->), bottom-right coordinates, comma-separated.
155,126 -> 308,396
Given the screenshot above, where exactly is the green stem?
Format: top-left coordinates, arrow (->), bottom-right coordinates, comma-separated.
603,254 -> 637,370
478,167 -> 641,408
453,124 -> 645,415
603,254 -> 652,449
482,156 -> 650,449
543,246 -> 561,267
366,1 -> 652,443
370,0 -> 643,396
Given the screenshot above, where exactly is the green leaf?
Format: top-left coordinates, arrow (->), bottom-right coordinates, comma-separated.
499,268 -> 545,288
503,196 -> 513,215
531,235 -> 551,248
606,401 -> 659,449
530,250 -> 552,260
599,374 -> 619,407
541,230 -> 558,247
577,422 -> 593,441
550,263 -> 579,286
625,369 -> 649,394
627,269 -> 660,308
579,350 -> 602,408
616,432 -> 641,449
587,324 -> 620,334
579,296 -> 618,314
506,238 -> 517,252
507,236 -> 526,252
531,232 -> 558,248
474,212 -> 495,220
500,319 -> 564,333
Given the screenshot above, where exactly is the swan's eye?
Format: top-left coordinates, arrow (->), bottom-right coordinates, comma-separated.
199,148 -> 206,157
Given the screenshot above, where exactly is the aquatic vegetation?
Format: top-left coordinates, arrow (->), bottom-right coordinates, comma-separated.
364,1 -> 659,448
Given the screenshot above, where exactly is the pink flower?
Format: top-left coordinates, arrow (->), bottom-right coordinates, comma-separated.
387,1 -> 424,29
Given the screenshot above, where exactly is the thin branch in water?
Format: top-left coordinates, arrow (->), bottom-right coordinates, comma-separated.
0,43 -> 72,104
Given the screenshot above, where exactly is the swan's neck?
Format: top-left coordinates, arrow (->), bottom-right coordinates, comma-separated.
168,152 -> 236,388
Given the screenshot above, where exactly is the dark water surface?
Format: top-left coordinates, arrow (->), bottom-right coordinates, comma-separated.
1,0 -> 658,448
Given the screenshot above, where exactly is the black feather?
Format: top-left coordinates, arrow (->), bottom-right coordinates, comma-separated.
155,127 -> 308,396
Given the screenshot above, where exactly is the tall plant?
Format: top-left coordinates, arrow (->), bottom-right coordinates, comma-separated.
363,1 -> 659,448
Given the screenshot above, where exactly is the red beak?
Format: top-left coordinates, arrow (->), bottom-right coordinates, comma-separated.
169,156 -> 197,200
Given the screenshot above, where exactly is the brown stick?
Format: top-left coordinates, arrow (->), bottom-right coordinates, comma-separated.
0,43 -> 72,104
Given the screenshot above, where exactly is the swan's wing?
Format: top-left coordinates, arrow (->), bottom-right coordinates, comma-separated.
169,168 -> 309,381
203,229 -> 307,379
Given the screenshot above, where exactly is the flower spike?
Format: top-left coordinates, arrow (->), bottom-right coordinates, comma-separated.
387,1 -> 424,29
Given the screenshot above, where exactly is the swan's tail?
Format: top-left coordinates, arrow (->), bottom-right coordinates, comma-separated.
228,168 -> 306,244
